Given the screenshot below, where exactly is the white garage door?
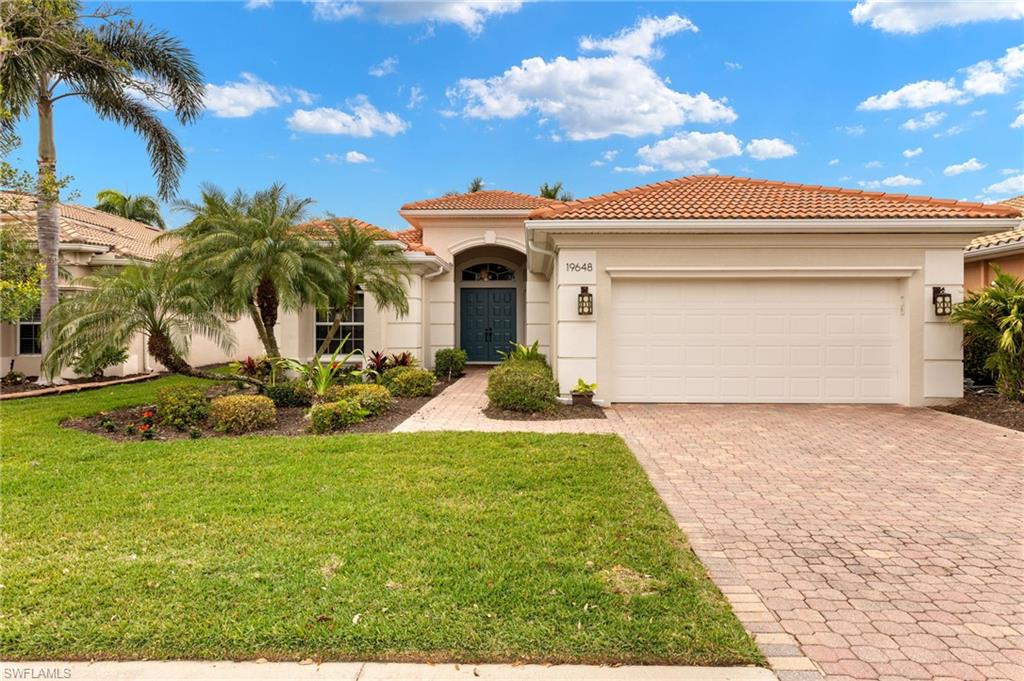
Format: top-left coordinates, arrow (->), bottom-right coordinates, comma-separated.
612,279 -> 903,403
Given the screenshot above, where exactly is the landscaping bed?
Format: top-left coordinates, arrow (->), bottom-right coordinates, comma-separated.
0,372 -> 156,397
933,387 -> 1024,432
1,376 -> 761,666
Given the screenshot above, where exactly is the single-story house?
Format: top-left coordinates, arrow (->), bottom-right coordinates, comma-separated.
3,176 -> 1020,407
964,194 -> 1024,291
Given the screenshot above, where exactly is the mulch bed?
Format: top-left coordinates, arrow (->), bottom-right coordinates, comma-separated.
484,403 -> 607,421
933,387 -> 1024,433
63,378 -> 457,441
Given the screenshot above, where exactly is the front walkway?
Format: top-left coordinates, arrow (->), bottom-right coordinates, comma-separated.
397,371 -> 1024,681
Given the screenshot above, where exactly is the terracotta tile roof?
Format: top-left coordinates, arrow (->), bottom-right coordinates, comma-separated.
0,191 -> 169,260
529,175 -> 1023,221
964,197 -> 1024,254
401,190 -> 558,211
296,217 -> 435,256
998,194 -> 1024,212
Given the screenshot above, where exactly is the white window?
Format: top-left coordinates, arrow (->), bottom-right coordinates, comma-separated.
18,306 -> 41,355
315,290 -> 365,355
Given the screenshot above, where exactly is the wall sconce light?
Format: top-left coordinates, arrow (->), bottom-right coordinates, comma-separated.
578,286 -> 594,316
932,286 -> 952,316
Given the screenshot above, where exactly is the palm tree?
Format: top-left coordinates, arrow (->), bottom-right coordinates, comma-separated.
315,219 -> 411,356
2,1 -> 204,382
951,267 -> 1024,400
173,183 -> 334,358
539,181 -> 572,201
42,255 -> 234,378
467,176 -> 484,193
94,189 -> 166,229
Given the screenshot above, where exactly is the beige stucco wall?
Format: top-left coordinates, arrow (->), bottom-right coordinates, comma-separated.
540,231 -> 971,407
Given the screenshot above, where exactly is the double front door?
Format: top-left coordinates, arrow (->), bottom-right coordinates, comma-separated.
460,288 -> 516,362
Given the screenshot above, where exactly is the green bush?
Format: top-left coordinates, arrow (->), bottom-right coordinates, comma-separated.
156,385 -> 210,430
309,399 -> 368,433
263,380 -> 313,408
334,383 -> 393,416
963,330 -> 998,386
72,344 -> 128,378
387,367 -> 436,397
434,348 -> 467,379
380,365 -> 413,388
209,395 -> 276,434
486,360 -> 558,412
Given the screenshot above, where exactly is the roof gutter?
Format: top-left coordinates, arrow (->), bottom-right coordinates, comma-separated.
525,217 -> 1022,234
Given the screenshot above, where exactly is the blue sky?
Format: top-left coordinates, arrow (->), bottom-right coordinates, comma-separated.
10,1 -> 1024,229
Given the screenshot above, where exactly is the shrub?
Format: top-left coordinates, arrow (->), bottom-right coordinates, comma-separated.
498,340 -> 545,364
388,351 -> 417,368
381,365 -> 414,388
951,268 -> 1024,400
487,360 -> 558,412
309,399 -> 368,433
434,348 -> 467,379
156,385 -> 210,430
963,330 -> 998,386
230,356 -> 272,381
334,383 -> 393,416
72,344 -> 128,378
263,380 -> 313,408
209,395 -> 276,434
387,367 -> 436,397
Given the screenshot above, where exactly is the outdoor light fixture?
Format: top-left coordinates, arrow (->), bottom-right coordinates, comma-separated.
932,286 -> 953,316
578,286 -> 594,316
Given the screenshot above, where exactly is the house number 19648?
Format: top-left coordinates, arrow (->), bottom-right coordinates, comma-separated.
565,262 -> 593,273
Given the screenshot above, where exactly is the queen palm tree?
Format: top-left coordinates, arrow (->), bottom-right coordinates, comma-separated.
94,189 -> 165,229
539,181 -> 572,201
173,183 -> 334,358
42,255 -> 234,378
314,219 -> 411,356
2,0 -> 204,381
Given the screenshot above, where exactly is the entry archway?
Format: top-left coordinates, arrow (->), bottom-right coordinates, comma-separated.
454,246 -> 526,363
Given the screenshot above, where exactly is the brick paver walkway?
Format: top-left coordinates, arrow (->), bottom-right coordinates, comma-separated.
398,371 -> 1024,681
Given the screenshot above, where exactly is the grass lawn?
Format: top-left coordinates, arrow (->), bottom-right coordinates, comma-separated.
0,377 -> 761,666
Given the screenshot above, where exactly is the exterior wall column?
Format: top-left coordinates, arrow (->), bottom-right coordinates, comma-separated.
922,249 -> 965,404
554,249 -> 597,397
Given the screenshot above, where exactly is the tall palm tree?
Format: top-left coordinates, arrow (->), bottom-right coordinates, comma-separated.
94,189 -> 166,229
314,219 -> 411,356
467,176 -> 484,193
42,255 -> 234,378
2,0 -> 204,382
539,181 -> 572,201
173,183 -> 334,358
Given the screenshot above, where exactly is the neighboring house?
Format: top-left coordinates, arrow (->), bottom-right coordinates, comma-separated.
964,194 -> 1024,291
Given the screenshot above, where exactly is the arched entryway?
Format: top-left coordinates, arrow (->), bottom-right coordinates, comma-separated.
454,245 -> 526,363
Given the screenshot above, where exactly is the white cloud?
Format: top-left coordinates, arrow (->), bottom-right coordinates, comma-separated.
244,0 -> 272,8
204,73 -> 314,118
287,95 -> 409,137
745,138 -> 796,160
724,61 -> 743,70
369,57 -> 398,77
943,158 -> 986,176
578,14 -> 697,60
828,158 -> 840,166
984,174 -> 1024,197
307,0 -> 523,34
935,124 -> 966,137
590,149 -> 620,167
838,124 -> 866,136
901,110 -> 946,131
851,0 -> 1024,34
859,174 -> 923,189
902,147 -> 923,158
627,131 -> 743,173
1012,112 -> 1024,128
407,86 -> 426,109
864,160 -> 883,169
971,109 -> 988,117
345,150 -> 372,164
858,79 -> 963,110
1002,168 -> 1021,175
449,15 -> 735,141
963,45 -> 1024,95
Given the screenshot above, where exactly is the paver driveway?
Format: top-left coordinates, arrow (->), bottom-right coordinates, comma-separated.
399,372 -> 1024,680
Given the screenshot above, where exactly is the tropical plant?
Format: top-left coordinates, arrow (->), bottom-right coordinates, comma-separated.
2,0 -> 204,378
388,351 -> 417,368
275,340 -> 362,404
539,181 -> 572,201
41,255 -> 234,379
94,189 -> 165,228
467,176 -> 484,193
173,183 -> 333,358
498,340 -> 546,364
229,356 -> 273,381
0,226 -> 44,324
366,350 -> 390,374
71,343 -> 128,378
950,268 -> 1024,400
314,219 -> 410,355
572,378 -> 597,395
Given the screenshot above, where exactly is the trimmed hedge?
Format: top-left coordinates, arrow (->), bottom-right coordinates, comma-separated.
387,367 -> 436,397
434,348 -> 467,379
334,384 -> 393,416
263,380 -> 313,408
156,385 -> 209,430
309,399 -> 368,433
486,360 -> 559,412
209,395 -> 276,434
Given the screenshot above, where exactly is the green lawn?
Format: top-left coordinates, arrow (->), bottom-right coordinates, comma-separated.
0,377 -> 761,665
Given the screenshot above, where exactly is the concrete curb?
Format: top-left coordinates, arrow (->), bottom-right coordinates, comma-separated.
0,372 -> 160,401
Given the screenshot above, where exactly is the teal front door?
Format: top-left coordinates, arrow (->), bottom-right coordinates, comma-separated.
460,288 -> 516,362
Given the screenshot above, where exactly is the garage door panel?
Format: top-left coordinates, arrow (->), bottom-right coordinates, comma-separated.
611,279 -> 902,404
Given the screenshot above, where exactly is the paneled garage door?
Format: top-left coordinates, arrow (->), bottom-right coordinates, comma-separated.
611,279 -> 903,403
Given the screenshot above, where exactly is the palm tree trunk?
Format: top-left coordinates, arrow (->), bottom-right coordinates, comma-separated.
255,278 -> 280,357
35,77 -> 60,384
